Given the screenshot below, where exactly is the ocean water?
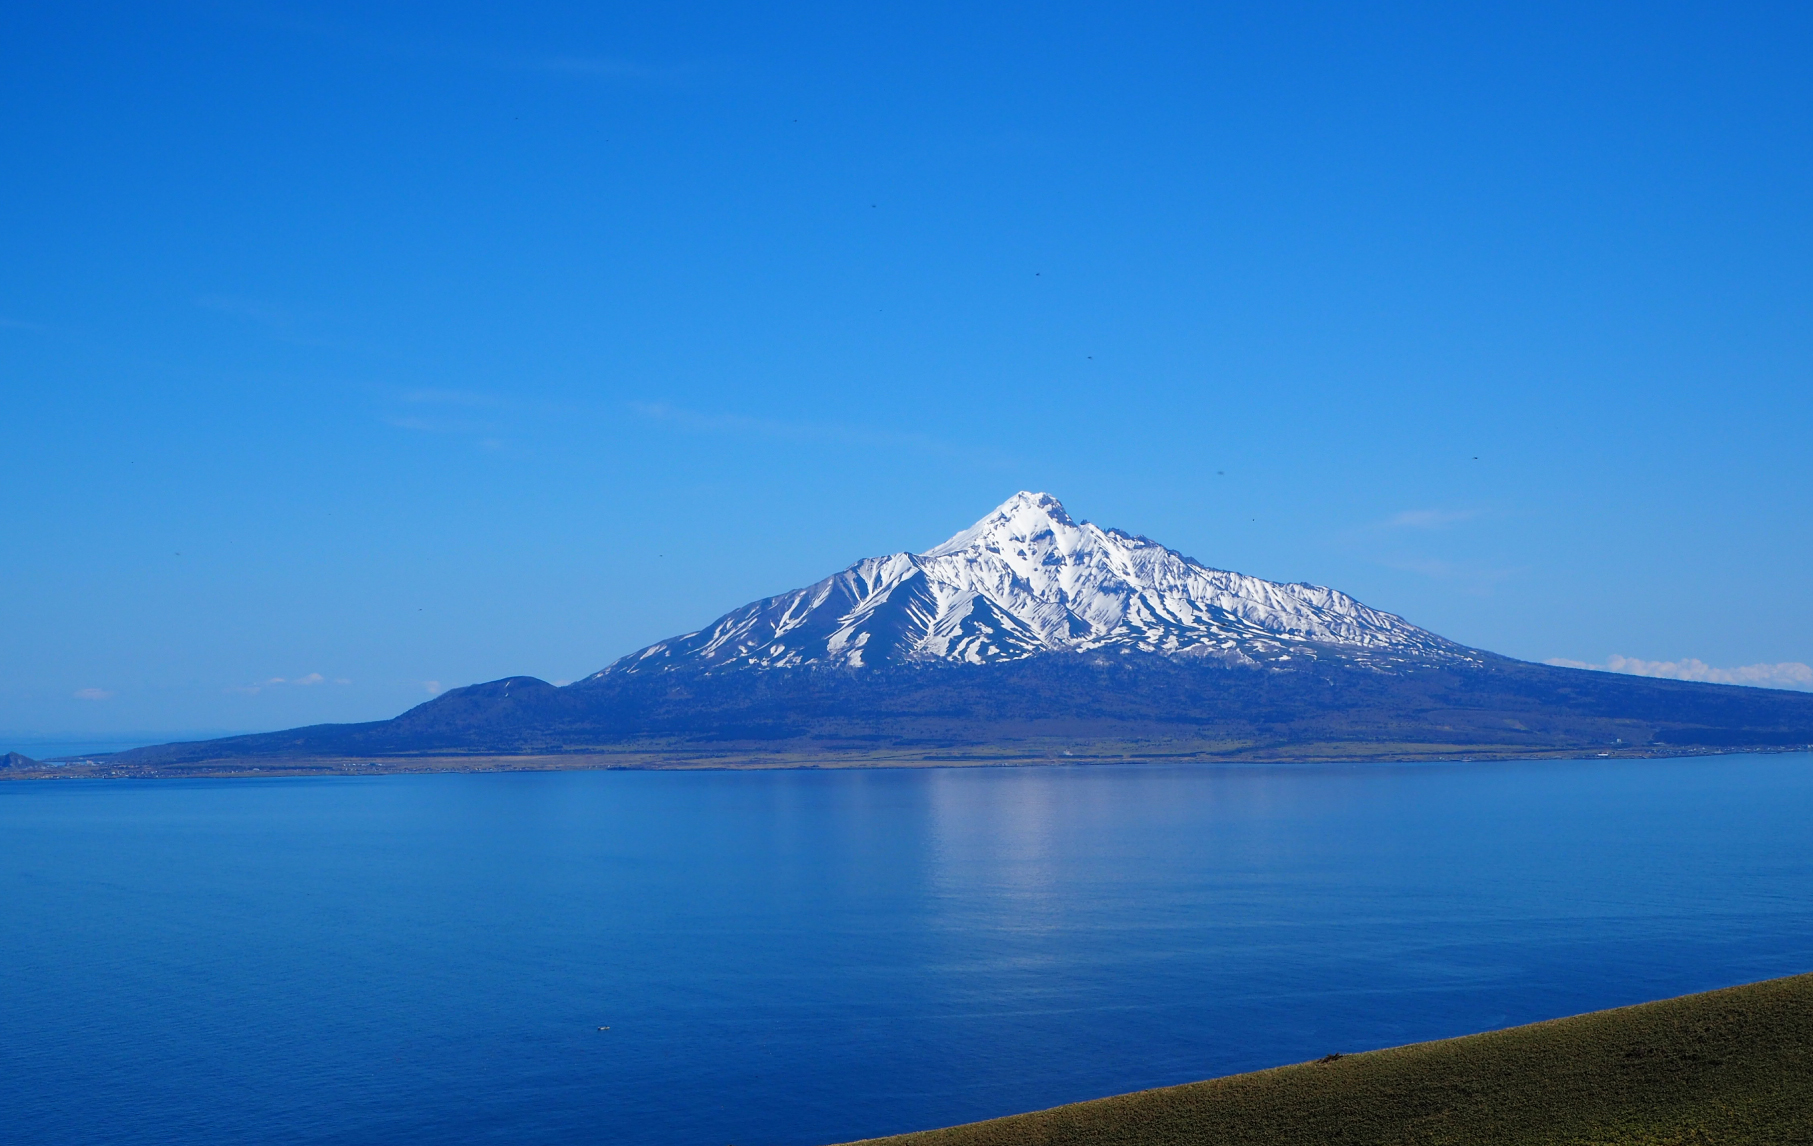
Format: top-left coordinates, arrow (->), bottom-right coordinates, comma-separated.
3,755 -> 1811,1146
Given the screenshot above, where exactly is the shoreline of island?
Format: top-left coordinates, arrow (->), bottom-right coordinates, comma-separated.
5,740 -> 1809,781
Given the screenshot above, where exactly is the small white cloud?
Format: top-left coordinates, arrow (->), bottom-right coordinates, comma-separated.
1548,655 -> 1813,692
293,673 -> 325,686
423,680 -> 443,694
1383,509 -> 1479,530
73,687 -> 114,701
334,678 -> 352,685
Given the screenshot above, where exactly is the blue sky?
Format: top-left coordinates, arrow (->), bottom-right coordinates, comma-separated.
4,1 -> 1811,742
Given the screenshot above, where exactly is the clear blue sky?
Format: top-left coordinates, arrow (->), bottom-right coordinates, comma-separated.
4,1 -> 1811,742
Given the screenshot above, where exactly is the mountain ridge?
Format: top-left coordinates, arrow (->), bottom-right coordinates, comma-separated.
591,493 -> 1469,679
43,492 -> 1813,773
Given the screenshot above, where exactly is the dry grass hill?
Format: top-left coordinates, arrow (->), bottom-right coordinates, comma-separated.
841,972 -> 1813,1146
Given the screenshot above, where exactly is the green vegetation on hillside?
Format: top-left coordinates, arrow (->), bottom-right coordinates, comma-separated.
843,972 -> 1813,1146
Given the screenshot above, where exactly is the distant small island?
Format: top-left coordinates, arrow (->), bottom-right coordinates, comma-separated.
839,971 -> 1813,1145
16,494 -> 1813,779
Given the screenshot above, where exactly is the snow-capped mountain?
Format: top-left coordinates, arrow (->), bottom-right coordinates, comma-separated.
100,491 -> 1813,771
590,493 -> 1472,680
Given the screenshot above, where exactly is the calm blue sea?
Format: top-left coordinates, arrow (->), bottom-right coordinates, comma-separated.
3,754 -> 1811,1145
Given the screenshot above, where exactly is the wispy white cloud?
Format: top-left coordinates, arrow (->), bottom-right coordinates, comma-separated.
630,401 -> 973,458
195,293 -> 365,351
423,680 -> 444,694
1547,655 -> 1813,692
226,674 -> 349,695
384,414 -> 514,454
521,55 -> 689,80
73,688 -> 113,701
0,316 -> 46,331
215,8 -> 693,86
1383,508 -> 1480,530
386,389 -> 512,443
196,294 -> 297,328
386,416 -> 450,433
402,388 -> 502,407
1340,507 -> 1510,594
1378,556 -> 1526,596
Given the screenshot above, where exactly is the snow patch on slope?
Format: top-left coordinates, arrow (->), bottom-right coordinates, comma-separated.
592,492 -> 1470,678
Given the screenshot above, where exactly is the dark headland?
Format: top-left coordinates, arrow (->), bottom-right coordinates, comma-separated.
22,652 -> 1813,780
20,495 -> 1813,778
838,972 -> 1813,1146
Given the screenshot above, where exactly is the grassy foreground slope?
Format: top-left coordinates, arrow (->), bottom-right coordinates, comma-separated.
844,973 -> 1813,1146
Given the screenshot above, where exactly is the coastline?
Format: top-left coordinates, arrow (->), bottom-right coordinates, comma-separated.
5,741 -> 1807,781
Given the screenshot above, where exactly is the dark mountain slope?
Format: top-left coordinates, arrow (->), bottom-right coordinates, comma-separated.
110,652 -> 1813,767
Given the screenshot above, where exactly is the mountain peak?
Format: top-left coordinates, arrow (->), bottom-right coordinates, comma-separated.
922,491 -> 1078,558
592,492 -> 1472,678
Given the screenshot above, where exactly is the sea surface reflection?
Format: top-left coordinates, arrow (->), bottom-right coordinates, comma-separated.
3,754 -> 1811,1145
